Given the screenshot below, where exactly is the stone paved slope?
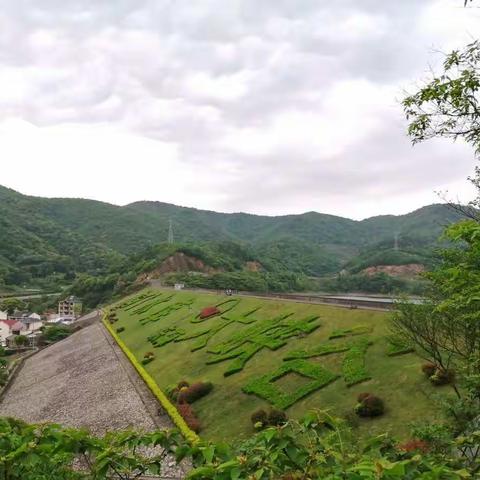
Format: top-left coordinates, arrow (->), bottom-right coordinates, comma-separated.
0,322 -> 172,434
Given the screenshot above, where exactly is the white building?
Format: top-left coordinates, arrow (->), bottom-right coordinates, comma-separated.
0,320 -> 25,347
20,313 -> 44,332
0,311 -> 7,321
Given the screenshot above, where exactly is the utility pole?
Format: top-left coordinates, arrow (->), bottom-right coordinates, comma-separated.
168,219 -> 174,244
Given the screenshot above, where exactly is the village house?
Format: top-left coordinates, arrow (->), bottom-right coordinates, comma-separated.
0,311 -> 7,321
0,319 -> 25,347
20,313 -> 43,332
8,311 -> 44,332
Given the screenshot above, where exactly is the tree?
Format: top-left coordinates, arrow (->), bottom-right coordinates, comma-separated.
0,298 -> 25,315
14,335 -> 28,347
403,40 -> 480,151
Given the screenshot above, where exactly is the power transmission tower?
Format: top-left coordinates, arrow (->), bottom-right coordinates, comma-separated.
168,219 -> 174,244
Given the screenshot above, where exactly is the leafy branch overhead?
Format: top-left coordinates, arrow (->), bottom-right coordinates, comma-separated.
403,40 -> 480,152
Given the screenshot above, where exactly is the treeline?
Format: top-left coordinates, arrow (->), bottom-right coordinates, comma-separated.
164,271 -> 312,293
320,272 -> 427,295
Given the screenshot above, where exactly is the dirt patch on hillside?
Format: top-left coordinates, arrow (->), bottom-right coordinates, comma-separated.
245,261 -> 263,272
361,263 -> 425,277
137,252 -> 222,282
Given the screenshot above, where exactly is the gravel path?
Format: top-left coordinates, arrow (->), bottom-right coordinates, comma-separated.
0,322 -> 186,478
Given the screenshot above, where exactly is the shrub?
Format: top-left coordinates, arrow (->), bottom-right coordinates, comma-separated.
355,394 -> 385,418
199,306 -> 221,319
144,351 -> 155,359
177,381 -> 213,404
250,409 -> 268,428
421,363 -> 437,378
177,380 -> 190,389
430,369 -> 455,386
268,409 -> 287,426
398,439 -> 430,454
141,357 -> 154,366
357,392 -> 371,403
42,325 -> 71,343
177,403 -> 201,433
116,327 -> 125,333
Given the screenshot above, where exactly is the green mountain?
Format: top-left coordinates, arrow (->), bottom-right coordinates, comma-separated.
0,185 -> 464,291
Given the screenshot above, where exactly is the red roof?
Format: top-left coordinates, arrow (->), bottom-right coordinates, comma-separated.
1,320 -> 19,328
1,320 -> 24,331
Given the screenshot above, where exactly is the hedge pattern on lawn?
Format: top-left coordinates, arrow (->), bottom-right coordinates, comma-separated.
386,336 -> 414,356
342,338 -> 373,386
116,291 -> 158,311
242,359 -> 339,409
284,342 -> 351,360
206,314 -> 321,376
148,326 -> 211,348
329,325 -> 373,339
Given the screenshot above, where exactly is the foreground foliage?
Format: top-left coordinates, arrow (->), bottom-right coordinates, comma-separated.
0,412 -> 475,480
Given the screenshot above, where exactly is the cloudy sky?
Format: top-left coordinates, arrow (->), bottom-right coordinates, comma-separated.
0,0 -> 479,219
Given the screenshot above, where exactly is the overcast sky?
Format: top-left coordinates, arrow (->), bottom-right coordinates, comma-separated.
0,0 -> 479,219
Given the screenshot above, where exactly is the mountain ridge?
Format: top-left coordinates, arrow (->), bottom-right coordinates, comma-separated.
0,184 -> 464,291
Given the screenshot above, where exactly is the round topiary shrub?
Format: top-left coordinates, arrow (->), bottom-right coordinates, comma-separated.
268,409 -> 287,426
421,363 -> 437,378
250,409 -> 268,428
199,306 -> 221,319
430,368 -> 455,386
116,327 -> 125,333
355,394 -> 385,418
357,392 -> 371,403
178,381 -> 213,404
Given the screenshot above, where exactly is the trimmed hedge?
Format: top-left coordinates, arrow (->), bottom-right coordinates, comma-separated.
207,314 -> 321,376
243,359 -> 339,409
102,315 -> 200,444
342,338 -> 372,386
284,342 -> 351,360
329,325 -> 373,339
386,336 -> 414,356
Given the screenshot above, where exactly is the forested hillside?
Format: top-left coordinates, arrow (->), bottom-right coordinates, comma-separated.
0,185 -> 463,293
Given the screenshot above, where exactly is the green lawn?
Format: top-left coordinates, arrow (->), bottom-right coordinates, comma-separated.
111,288 -> 445,442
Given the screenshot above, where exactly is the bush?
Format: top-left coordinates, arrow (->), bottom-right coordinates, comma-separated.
141,357 -> 154,366
357,392 -> 371,403
116,327 -> 125,333
177,381 -> 213,404
177,380 -> 190,389
398,439 -> 430,454
199,306 -> 221,319
176,403 -> 201,433
268,409 -> 287,426
430,369 -> 455,386
144,351 -> 155,359
42,325 -> 71,343
355,394 -> 385,418
422,363 -> 437,378
250,409 -> 268,428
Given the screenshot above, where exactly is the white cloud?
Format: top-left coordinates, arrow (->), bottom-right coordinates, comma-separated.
0,0 -> 478,219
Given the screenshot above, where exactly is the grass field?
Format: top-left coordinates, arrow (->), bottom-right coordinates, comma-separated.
111,288 -> 444,441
